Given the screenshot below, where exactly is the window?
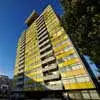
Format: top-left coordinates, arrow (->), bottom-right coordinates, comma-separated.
71,64 -> 82,70
76,75 -> 90,83
69,53 -> 77,59
69,78 -> 76,83
60,66 -> 72,72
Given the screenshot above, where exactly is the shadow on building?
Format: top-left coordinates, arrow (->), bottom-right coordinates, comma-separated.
11,75 -> 67,100
11,74 -> 100,100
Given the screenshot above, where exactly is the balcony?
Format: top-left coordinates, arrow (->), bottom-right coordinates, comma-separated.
38,30 -> 48,40
37,24 -> 46,32
19,49 -> 25,54
16,75 -> 24,80
19,57 -> 25,62
19,55 -> 25,60
18,65 -> 24,70
19,53 -> 25,59
38,27 -> 47,36
18,69 -> 24,74
20,44 -> 25,50
39,39 -> 49,48
19,52 -> 25,56
44,73 -> 60,81
37,28 -> 47,36
40,44 -> 51,53
38,34 -> 48,44
19,60 -> 24,65
42,64 -> 57,72
40,50 -> 53,58
37,22 -> 46,31
36,22 -> 45,31
46,84 -> 63,90
19,62 -> 24,67
35,15 -> 44,23
42,56 -> 55,64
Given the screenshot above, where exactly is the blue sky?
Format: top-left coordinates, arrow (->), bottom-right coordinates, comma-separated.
0,0 -> 63,78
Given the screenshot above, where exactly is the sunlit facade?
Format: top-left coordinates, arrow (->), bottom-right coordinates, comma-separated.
14,5 -> 99,99
13,32 -> 25,91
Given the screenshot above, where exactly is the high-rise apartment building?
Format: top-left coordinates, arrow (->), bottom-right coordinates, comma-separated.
14,5 -> 100,99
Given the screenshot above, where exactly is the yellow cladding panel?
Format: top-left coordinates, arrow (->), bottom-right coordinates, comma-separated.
50,29 -> 67,41
61,68 -> 87,78
46,22 -> 60,32
56,49 -> 75,59
25,64 -> 41,71
54,42 -> 71,52
64,82 -> 95,89
25,60 -> 33,66
26,70 -> 42,76
59,58 -> 80,68
33,78 -> 43,82
25,75 -> 43,83
52,35 -> 68,46
25,57 -> 40,64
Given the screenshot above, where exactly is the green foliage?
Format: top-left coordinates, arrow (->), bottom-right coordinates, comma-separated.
60,0 -> 100,65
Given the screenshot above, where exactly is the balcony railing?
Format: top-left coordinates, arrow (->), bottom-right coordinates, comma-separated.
38,30 -> 48,40
44,73 -> 60,81
38,27 -> 47,36
40,44 -> 51,53
42,56 -> 55,64
35,15 -> 44,23
40,50 -> 53,58
37,21 -> 45,30
46,84 -> 63,90
18,66 -> 24,71
18,60 -> 24,65
42,64 -> 57,72
38,34 -> 48,44
15,75 -> 24,80
37,24 -> 46,32
18,69 -> 24,74
39,39 -> 49,48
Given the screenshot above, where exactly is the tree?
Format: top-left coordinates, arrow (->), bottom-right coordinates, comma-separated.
59,0 -> 100,66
